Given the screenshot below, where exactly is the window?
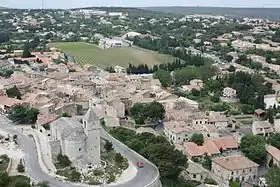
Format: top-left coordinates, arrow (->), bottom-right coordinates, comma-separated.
243,169 -> 245,173
193,174 -> 196,179
231,171 -> 233,175
250,168 -> 252,172
196,121 -> 198,124
253,175 -> 256,179
241,176 -> 245,181
79,148 -> 81,151
178,137 -> 180,140
200,121 -> 202,124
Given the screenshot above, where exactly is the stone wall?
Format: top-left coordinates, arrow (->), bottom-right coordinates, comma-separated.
49,140 -> 61,156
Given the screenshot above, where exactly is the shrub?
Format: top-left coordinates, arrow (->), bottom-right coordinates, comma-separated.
204,178 -> 217,185
69,170 -> 81,182
57,153 -> 71,167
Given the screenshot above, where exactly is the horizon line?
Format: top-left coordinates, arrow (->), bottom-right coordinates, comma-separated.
2,5 -> 280,10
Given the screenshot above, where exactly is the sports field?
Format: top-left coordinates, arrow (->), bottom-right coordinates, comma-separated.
49,42 -> 174,67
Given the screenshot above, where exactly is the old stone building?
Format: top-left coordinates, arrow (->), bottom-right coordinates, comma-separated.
49,107 -> 101,168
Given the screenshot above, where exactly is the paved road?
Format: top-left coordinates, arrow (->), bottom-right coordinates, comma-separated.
0,119 -> 159,187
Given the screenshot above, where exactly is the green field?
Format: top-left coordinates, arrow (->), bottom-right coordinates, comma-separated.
49,42 -> 174,67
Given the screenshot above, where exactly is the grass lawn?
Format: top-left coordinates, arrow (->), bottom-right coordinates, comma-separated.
49,42 -> 175,68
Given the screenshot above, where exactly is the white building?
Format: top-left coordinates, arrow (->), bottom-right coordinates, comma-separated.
99,38 -> 123,49
252,121 -> 274,137
164,120 -> 202,144
222,87 -> 237,99
49,107 -> 101,167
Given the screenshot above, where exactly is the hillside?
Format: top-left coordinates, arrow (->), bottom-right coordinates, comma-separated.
142,6 -> 280,20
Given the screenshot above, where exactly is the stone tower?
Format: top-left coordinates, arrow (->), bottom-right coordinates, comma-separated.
82,107 -> 101,164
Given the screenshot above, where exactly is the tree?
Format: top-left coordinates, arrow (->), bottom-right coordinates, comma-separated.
191,89 -> 200,97
104,140 -> 113,152
240,104 -> 255,114
57,153 -> 71,167
37,181 -> 50,187
70,169 -> 81,182
115,153 -> 124,163
0,31 -> 9,43
8,105 -> 39,124
268,133 -> 280,150
22,42 -> 32,58
202,154 -> 212,170
230,181 -> 241,187
272,30 -> 280,43
13,180 -> 31,187
210,94 -> 220,103
228,65 -> 236,72
0,172 -> 9,187
225,55 -> 234,63
153,69 -> 172,88
131,102 -> 165,124
0,69 -> 14,78
6,86 -> 21,99
61,112 -> 71,117
265,165 -> 280,187
266,108 -> 275,124
240,135 -> 266,164
190,133 -> 204,145
146,101 -> 165,122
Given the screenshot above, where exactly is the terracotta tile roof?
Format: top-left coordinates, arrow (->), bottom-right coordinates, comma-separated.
212,155 -> 259,171
184,142 -> 205,157
0,96 -> 23,107
266,145 -> 280,162
212,136 -> 239,150
184,136 -> 239,157
203,140 -> 221,155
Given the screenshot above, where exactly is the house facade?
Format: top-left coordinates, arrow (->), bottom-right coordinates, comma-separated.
212,155 -> 259,183
222,87 -> 237,98
252,121 -> 273,137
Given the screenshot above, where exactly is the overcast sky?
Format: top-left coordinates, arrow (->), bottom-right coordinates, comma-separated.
2,0 -> 280,9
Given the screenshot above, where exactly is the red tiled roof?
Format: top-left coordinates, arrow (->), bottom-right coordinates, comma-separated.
184,136 -> 239,157
212,136 -> 239,150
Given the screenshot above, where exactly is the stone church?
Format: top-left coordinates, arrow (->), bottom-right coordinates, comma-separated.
49,107 -> 101,167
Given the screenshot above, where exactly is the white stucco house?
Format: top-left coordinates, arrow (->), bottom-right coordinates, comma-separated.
49,107 -> 101,167
222,87 -> 237,99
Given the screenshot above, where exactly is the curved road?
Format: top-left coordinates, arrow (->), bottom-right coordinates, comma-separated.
0,120 -> 159,187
